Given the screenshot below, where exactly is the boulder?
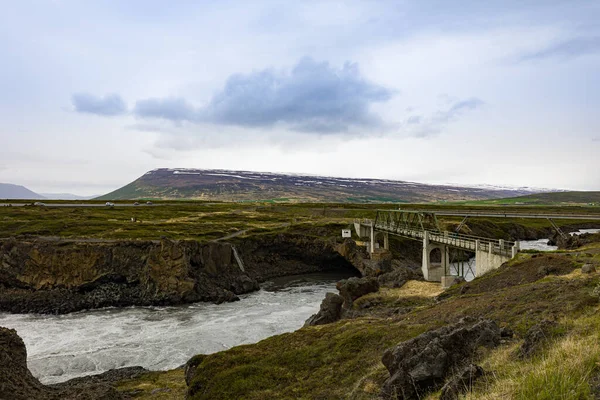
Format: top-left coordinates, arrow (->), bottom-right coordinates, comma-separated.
439,364 -> 484,400
184,355 -> 206,387
518,320 -> 557,359
378,265 -> 423,288
582,264 -> 596,274
304,293 -> 344,326
500,326 -> 514,338
381,318 -> 500,399
336,277 -> 379,308
0,326 -> 47,400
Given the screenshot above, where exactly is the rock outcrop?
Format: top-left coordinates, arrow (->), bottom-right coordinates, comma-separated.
335,239 -> 393,276
518,319 -> 557,359
439,364 -> 484,400
235,234 -> 360,282
304,292 -> 344,326
0,326 -> 137,400
377,263 -> 423,288
582,264 -> 597,274
0,238 -> 259,314
336,277 -> 379,308
381,318 -> 500,399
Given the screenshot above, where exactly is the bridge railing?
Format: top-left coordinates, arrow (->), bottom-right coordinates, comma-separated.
373,221 -> 516,257
354,218 -> 373,226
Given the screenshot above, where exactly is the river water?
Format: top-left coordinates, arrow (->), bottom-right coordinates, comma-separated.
0,271 -> 353,384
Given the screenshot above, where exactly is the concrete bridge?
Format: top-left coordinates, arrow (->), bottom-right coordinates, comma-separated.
355,208 -> 600,286
355,210 -> 519,287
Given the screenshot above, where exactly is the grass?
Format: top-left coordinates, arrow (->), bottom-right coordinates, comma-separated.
463,311 -> 600,400
115,369 -> 187,399
175,240 -> 600,399
1,201 -> 598,241
186,319 -> 434,400
454,191 -> 600,206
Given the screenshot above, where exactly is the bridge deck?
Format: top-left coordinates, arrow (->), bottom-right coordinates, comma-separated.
373,223 -> 515,256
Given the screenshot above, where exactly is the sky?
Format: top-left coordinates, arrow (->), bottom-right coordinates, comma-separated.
1,0 -> 599,195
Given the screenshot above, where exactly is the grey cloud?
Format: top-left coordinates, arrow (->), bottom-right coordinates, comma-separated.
412,97 -> 484,138
133,98 -> 196,122
433,97 -> 484,124
72,93 -> 127,116
520,36 -> 600,61
133,57 -> 394,133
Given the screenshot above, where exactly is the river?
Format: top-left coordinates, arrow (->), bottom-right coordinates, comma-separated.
0,271 -> 353,384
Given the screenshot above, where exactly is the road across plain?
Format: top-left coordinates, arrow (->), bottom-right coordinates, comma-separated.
0,203 -> 155,208
398,210 -> 600,220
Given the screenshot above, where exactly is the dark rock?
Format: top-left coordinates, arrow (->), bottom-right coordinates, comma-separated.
519,320 -> 557,359
51,366 -> 148,389
378,265 -> 423,288
335,239 -> 374,276
445,276 -> 466,288
0,326 -> 47,400
582,264 -> 596,274
230,275 -> 260,294
336,277 -> 379,308
439,364 -> 484,400
537,264 -> 561,276
500,326 -> 514,338
237,233 -> 360,282
184,355 -> 206,387
304,293 -> 344,326
214,289 -> 239,304
381,318 -> 500,399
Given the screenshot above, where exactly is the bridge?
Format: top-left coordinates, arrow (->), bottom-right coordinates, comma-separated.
354,209 -> 600,287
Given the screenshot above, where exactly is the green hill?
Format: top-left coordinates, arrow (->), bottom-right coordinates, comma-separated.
470,191 -> 600,206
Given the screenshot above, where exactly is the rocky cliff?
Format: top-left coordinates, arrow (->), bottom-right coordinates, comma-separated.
0,238 -> 260,314
0,233 -> 363,314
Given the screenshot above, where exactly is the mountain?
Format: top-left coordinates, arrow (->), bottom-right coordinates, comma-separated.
39,193 -> 99,200
96,168 -> 551,203
0,183 -> 45,200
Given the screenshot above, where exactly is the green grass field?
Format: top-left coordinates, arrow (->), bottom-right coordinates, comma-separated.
1,201 -> 599,241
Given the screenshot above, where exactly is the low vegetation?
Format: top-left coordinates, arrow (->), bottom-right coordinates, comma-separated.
114,237 -> 600,399
1,201 -> 598,241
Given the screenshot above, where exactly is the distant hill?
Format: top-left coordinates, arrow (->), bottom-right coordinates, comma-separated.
0,183 -> 44,200
39,193 -> 98,200
485,191 -> 600,205
96,168 -> 550,203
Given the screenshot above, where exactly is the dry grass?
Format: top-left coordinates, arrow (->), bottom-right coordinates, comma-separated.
463,308 -> 600,400
116,368 -> 187,399
397,280 -> 443,297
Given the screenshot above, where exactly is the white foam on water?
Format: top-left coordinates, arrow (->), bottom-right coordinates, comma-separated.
0,272 -> 348,384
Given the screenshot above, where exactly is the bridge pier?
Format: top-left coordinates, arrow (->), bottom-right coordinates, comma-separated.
422,231 -> 446,282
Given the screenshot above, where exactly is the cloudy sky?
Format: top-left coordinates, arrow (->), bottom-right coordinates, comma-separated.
1,0 -> 599,195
